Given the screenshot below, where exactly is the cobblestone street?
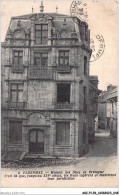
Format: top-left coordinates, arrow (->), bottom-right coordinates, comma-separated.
74,129 -> 117,171
45,129 -> 117,187
45,129 -> 117,186
2,129 -> 118,188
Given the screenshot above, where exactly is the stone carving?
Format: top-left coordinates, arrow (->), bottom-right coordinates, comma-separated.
13,39 -> 26,46
60,40 -> 71,45
70,59 -> 76,65
53,39 -> 71,46
26,111 -> 50,118
14,30 -> 25,39
53,40 -> 58,45
27,113 -> 47,125
30,13 -> 52,23
60,30 -> 71,38
33,14 -> 48,24
28,66 -> 54,80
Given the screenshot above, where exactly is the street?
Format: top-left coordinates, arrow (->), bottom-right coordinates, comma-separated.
2,129 -> 118,188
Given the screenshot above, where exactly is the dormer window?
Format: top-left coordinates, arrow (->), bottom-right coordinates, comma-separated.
35,24 -> 48,45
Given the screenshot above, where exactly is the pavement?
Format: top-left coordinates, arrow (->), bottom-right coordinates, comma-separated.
1,129 -> 118,188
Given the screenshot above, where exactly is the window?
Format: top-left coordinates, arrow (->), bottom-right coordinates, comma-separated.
34,53 -> 48,66
35,24 -> 48,45
57,83 -> 70,103
13,51 -> 23,65
84,56 -> 87,75
59,51 -> 69,65
9,121 -> 22,143
10,83 -> 23,102
56,122 -> 70,145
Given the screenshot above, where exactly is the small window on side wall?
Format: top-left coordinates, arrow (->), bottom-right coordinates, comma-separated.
84,56 -> 87,76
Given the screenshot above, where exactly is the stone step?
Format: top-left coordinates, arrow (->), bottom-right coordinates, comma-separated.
22,154 -> 73,163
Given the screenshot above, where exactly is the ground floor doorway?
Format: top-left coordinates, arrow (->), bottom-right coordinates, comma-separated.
29,129 -> 44,154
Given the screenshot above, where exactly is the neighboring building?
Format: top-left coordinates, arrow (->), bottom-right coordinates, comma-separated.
106,87 -> 118,137
1,3 -> 99,160
88,76 -> 101,142
98,85 -> 117,129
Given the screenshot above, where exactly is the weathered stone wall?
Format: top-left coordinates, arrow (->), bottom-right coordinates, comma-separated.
1,12 -> 95,159
2,110 -> 89,157
98,102 -> 106,129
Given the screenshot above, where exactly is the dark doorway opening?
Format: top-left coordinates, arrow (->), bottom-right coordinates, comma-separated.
57,83 -> 70,103
29,129 -> 44,154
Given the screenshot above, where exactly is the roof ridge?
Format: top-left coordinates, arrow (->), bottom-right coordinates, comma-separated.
12,12 -> 71,19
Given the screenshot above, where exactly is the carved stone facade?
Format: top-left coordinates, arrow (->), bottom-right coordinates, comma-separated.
1,10 -> 99,160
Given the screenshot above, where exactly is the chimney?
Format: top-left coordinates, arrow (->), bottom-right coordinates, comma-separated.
56,5 -> 58,13
17,20 -> 21,29
63,18 -> 67,28
40,1 -> 44,13
32,6 -> 34,14
107,85 -> 116,92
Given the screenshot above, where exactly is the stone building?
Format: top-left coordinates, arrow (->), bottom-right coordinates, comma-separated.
106,87 -> 117,137
98,85 -> 116,129
1,3 -> 99,160
88,76 -> 101,142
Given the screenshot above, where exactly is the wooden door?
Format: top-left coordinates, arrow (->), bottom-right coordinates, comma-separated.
29,129 -> 44,154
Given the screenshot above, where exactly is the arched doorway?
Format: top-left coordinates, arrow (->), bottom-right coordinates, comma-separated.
29,129 -> 44,154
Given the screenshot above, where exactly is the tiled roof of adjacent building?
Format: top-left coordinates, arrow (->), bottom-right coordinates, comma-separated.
106,87 -> 118,100
99,85 -> 117,103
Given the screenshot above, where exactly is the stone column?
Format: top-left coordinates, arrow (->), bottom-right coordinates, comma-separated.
22,121 -> 29,153
72,120 -> 79,157
49,120 -> 55,156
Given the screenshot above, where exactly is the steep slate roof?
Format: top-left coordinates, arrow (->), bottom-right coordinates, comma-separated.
99,86 -> 117,103
12,13 -> 70,19
10,20 -> 31,32
8,12 -> 75,35
53,20 -> 75,32
106,87 -> 118,100
98,91 -> 108,103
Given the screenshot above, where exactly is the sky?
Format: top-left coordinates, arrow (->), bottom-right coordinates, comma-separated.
1,0 -> 118,90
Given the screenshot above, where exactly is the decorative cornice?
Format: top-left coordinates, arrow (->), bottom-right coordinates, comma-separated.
5,79 -> 26,82
51,118 -> 77,121
23,124 -> 50,127
2,108 -> 83,112
3,117 -> 27,120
